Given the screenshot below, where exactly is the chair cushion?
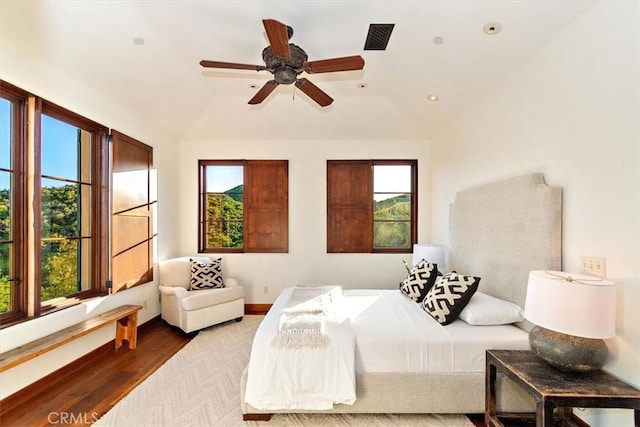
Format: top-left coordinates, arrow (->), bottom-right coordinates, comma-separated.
181,286 -> 245,311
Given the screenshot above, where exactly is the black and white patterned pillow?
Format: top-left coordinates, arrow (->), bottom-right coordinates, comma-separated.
189,258 -> 224,290
413,258 -> 445,277
399,261 -> 439,303
420,273 -> 480,325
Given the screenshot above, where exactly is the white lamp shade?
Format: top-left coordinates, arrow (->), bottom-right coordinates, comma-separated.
412,244 -> 447,271
524,270 -> 616,339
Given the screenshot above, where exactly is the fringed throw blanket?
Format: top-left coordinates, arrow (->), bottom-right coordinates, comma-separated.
245,285 -> 356,410
272,285 -> 341,349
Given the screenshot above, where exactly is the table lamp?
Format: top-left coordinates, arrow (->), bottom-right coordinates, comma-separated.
524,270 -> 617,372
412,244 -> 447,272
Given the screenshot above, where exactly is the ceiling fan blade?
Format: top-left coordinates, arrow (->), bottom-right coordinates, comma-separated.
248,80 -> 279,105
200,60 -> 268,72
303,55 -> 365,74
262,19 -> 291,58
295,78 -> 333,107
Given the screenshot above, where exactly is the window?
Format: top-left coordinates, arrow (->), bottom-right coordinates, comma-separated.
200,162 -> 244,249
0,83 -> 109,323
0,89 -> 23,320
327,159 -> 417,253
199,160 -> 288,253
40,113 -> 95,303
0,80 -> 153,325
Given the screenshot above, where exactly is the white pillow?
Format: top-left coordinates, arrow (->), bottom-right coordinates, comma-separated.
458,292 -> 524,325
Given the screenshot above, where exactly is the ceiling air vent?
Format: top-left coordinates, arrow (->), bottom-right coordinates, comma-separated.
364,23 -> 395,50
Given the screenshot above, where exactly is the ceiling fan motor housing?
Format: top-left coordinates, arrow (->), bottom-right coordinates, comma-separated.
262,44 -> 308,85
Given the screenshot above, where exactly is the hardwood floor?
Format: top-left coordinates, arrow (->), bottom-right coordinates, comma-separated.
0,316 -> 488,427
0,316 -> 192,427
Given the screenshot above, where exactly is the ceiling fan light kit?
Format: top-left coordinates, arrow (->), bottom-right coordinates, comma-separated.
200,19 -> 365,107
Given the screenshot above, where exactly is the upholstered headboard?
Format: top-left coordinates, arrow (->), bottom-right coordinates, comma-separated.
449,173 -> 562,311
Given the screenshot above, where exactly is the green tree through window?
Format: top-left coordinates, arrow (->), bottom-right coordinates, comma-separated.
202,165 -> 244,249
40,114 -> 92,303
0,81 -> 109,323
0,95 -> 13,313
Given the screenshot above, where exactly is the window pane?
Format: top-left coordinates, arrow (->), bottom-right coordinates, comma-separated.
0,172 -> 10,241
41,114 -> 92,181
41,238 -> 91,302
0,243 -> 11,313
41,180 -> 81,238
203,165 -> 244,249
373,165 -> 411,193
374,194 -> 411,220
0,98 -> 11,170
374,221 -> 411,249
0,180 -> 10,312
205,165 -> 243,193
40,112 -> 93,302
0,98 -> 13,314
204,194 -> 243,248
372,164 -> 413,250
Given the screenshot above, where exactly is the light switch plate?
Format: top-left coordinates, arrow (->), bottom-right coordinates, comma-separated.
580,256 -> 606,277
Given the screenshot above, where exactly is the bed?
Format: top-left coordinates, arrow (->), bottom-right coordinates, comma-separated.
241,173 -> 562,420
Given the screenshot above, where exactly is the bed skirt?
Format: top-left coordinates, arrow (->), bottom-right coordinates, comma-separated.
240,367 -> 534,416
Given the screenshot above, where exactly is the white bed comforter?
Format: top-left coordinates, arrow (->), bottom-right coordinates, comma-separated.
244,288 -> 529,411
343,289 -> 529,373
244,286 -> 356,410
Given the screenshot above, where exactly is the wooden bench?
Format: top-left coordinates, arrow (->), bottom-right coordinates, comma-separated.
0,304 -> 143,373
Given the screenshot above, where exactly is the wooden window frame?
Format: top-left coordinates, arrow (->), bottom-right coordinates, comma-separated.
0,82 -> 27,324
0,80 -> 113,326
37,101 -> 110,315
327,159 -> 417,254
198,160 -> 288,253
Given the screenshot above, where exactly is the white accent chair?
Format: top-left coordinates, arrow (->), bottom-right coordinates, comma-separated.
158,256 -> 244,333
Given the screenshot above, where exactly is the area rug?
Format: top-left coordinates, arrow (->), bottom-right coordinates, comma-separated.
95,315 -> 474,427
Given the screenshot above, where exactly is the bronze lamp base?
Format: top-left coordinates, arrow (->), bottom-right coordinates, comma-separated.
529,325 -> 608,372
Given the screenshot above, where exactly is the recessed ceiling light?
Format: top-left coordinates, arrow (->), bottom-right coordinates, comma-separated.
432,36 -> 444,45
483,22 -> 502,35
427,95 -> 439,102
132,37 -> 145,46
358,83 -> 368,89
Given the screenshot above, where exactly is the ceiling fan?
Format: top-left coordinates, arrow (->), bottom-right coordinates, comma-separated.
199,19 -> 365,107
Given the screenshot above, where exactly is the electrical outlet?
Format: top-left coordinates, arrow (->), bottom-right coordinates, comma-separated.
142,299 -> 148,310
263,286 -> 269,294
580,256 -> 606,277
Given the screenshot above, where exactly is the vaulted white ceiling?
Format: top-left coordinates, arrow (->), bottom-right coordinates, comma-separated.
0,0 -> 596,141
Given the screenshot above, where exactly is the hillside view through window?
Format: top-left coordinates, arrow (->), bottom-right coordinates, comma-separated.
373,164 -> 412,249
0,111 -> 93,314
203,165 -> 244,249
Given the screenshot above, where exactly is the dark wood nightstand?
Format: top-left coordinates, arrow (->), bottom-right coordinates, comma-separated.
486,349 -> 640,427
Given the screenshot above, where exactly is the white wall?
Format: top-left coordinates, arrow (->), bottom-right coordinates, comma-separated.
176,139 -> 432,303
431,2 -> 639,426
0,30 -> 181,399
0,2 -> 432,397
